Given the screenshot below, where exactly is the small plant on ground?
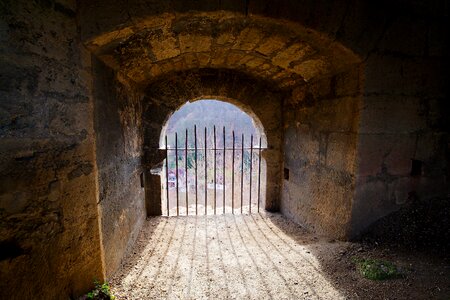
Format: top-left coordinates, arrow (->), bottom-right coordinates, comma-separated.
353,258 -> 403,280
81,281 -> 115,300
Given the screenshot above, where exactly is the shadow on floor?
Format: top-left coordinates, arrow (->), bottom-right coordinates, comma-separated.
264,212 -> 450,300
109,213 -> 450,299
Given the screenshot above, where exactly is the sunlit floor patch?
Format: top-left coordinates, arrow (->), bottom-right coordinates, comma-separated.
110,213 -> 345,299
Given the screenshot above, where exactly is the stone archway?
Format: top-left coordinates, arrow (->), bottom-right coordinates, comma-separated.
158,96 -> 268,150
82,11 -> 361,278
86,8 -> 365,277
81,11 -> 360,89
82,7 -> 369,280
2,1 -> 448,299
142,69 -> 285,215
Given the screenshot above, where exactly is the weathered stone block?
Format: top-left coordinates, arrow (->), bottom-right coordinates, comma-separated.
255,35 -> 287,56
196,52 -> 211,67
150,35 -> 180,60
365,55 -> 446,97
281,164 -> 353,238
291,57 -> 328,81
384,135 -> 417,176
335,66 -> 362,97
179,34 -> 212,53
356,133 -> 416,177
272,42 -> 310,68
232,27 -> 264,51
226,51 -> 250,66
308,76 -> 332,100
243,57 -> 266,69
359,95 -> 426,134
377,17 -> 427,56
326,132 -> 357,173
210,47 -> 228,66
308,96 -> 359,133
351,177 -> 394,234
415,133 -> 445,164
389,177 -> 418,205
215,32 -> 235,45
0,192 -> 29,214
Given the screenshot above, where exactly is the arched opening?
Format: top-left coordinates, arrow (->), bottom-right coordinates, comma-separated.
142,69 -> 284,217
158,99 -> 267,215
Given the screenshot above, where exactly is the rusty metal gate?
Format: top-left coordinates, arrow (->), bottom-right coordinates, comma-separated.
163,125 -> 265,216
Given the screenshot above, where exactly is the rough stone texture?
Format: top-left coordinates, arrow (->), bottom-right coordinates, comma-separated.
93,59 -> 146,277
0,1 -> 104,299
142,69 -> 284,213
77,0 -> 367,58
345,1 -> 449,237
80,10 -> 360,91
282,67 -> 363,238
110,214 -> 347,300
1,0 -> 449,298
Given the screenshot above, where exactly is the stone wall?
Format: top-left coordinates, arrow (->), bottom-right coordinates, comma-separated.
0,1 -> 104,299
93,59 -> 145,277
0,1 -> 448,298
281,1 -> 449,238
81,11 -> 359,91
79,0 -> 448,241
282,66 -> 363,238
350,6 -> 450,237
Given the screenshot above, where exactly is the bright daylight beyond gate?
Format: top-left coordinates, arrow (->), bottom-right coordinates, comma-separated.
160,99 -> 267,216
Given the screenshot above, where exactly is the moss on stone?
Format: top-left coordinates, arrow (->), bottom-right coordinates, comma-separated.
354,258 -> 403,280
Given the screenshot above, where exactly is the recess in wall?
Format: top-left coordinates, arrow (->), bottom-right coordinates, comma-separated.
410,159 -> 422,177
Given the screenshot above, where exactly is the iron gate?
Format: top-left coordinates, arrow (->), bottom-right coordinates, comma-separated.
163,125 -> 265,216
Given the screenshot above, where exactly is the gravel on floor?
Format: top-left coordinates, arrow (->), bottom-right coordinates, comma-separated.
110,212 -> 345,300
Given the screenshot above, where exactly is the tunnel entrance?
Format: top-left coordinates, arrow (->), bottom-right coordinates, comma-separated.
159,100 -> 267,216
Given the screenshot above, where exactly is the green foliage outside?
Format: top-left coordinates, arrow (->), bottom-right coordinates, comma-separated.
353,258 -> 403,280
169,151 -> 252,170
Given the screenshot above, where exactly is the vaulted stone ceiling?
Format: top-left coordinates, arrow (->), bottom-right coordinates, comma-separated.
85,12 -> 360,89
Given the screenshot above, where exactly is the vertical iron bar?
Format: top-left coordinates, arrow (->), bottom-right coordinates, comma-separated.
214,125 -> 217,215
257,137 -> 262,213
232,131 -> 235,214
240,134 -> 244,214
249,135 -> 253,214
175,132 -> 179,216
223,126 -> 226,214
204,127 -> 207,215
165,135 -> 169,216
194,125 -> 198,216
185,129 -> 188,215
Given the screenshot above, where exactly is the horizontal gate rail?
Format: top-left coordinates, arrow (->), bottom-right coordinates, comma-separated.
163,125 -> 265,216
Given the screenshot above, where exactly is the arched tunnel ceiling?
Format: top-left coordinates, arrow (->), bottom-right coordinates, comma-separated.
85,12 -> 361,90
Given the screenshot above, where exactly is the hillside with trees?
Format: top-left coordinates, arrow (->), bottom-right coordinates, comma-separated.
164,99 -> 262,148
